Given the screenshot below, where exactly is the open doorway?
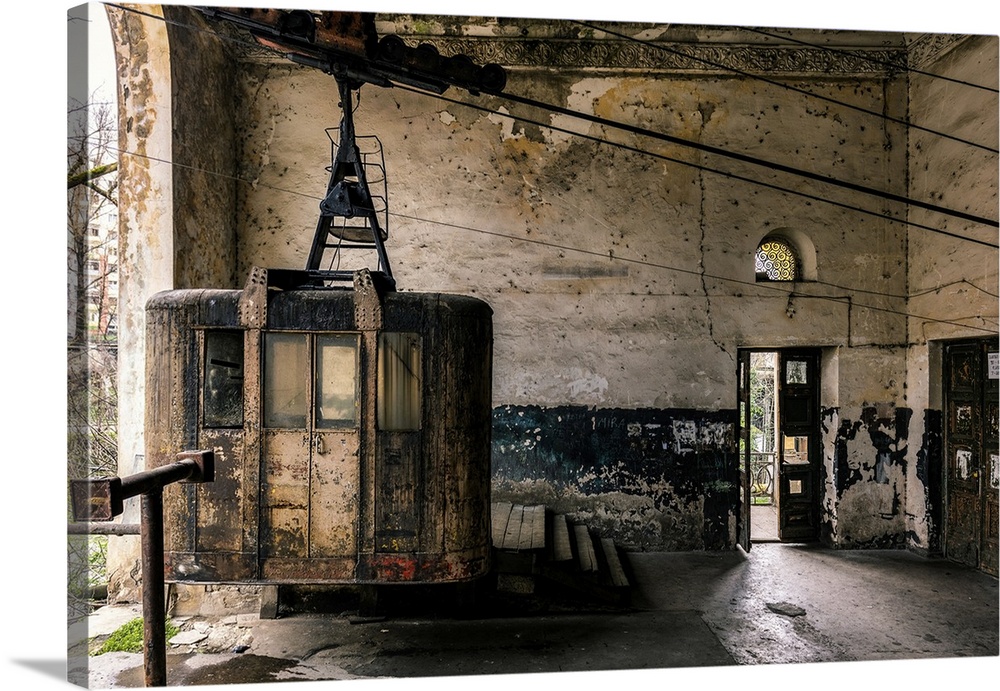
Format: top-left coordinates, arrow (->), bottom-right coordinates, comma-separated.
738,349 -> 821,549
746,352 -> 779,542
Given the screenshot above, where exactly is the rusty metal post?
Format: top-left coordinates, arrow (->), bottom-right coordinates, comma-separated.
141,489 -> 167,687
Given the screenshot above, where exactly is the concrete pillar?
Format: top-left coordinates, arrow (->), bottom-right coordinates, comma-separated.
106,3 -> 175,602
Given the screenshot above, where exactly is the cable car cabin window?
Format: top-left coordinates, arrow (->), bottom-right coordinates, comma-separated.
263,333 -> 309,428
203,330 -> 244,428
315,334 -> 360,429
378,332 -> 422,431
263,333 -> 360,429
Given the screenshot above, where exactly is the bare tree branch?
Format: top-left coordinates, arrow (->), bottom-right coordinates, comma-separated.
68,161 -> 119,189
85,180 -> 117,204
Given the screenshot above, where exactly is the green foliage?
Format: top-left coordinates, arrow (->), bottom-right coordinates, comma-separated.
88,536 -> 108,587
92,617 -> 180,656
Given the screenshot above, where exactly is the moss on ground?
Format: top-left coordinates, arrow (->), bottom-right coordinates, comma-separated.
92,617 -> 180,656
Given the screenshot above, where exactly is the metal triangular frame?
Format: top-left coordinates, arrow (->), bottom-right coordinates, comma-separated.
306,77 -> 395,290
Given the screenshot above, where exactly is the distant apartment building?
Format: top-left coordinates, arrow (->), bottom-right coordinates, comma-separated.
84,206 -> 118,339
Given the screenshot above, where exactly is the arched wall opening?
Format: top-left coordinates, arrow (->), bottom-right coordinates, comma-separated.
755,227 -> 818,282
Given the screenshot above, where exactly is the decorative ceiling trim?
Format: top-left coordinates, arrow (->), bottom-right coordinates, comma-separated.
401,36 -> 906,77
207,7 -> 919,79
906,33 -> 970,69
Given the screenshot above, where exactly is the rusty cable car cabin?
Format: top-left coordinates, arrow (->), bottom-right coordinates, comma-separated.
145,267 -> 494,585
144,8 -> 502,589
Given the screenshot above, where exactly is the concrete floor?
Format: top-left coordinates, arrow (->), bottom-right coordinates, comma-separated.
72,543 -> 998,688
751,502 -> 779,541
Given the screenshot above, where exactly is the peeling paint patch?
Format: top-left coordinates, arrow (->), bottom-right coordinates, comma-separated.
828,405 -> 913,548
915,409 -> 943,553
491,405 -> 738,550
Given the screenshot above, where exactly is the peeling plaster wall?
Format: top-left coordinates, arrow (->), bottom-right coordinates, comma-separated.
106,5 -> 241,602
108,10 -> 996,561
107,3 -> 176,602
163,6 -> 240,289
904,35 -> 999,554
492,406 -> 738,551
230,39 -> 917,550
820,346 -> 912,548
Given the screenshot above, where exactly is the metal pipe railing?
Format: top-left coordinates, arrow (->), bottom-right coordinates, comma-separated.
70,450 -> 214,687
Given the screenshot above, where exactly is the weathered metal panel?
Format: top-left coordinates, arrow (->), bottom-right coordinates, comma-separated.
310,431 -> 361,557
261,430 -> 310,559
240,326 -> 263,576
260,557 -> 357,582
164,551 -> 257,582
267,290 -> 356,331
356,329 -> 378,569
429,297 -> 493,557
195,429 -> 244,553
375,432 -> 422,552
361,547 -> 490,583
146,295 -> 199,557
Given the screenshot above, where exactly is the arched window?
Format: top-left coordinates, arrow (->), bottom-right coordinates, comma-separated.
755,236 -> 799,282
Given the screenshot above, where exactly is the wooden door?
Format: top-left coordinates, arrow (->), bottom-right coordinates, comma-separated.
944,338 -> 999,575
777,350 -> 820,542
737,350 -> 752,552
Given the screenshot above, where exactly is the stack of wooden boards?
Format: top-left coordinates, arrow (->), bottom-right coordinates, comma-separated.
490,502 -> 630,605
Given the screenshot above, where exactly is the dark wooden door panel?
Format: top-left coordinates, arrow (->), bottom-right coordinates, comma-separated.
981,340 -> 998,575
738,350 -> 752,552
778,350 -> 820,542
944,338 -> 998,575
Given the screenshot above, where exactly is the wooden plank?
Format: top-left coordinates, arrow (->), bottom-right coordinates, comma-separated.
515,505 -> 546,551
600,537 -> 629,587
551,514 -> 572,561
491,502 -> 513,549
502,504 -> 525,550
530,505 -> 547,550
516,505 -> 537,551
574,523 -> 597,572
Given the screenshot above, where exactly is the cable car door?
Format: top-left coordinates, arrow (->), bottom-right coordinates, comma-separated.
777,350 -> 820,542
259,332 -> 361,580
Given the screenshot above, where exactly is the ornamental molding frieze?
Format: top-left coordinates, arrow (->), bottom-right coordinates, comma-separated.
210,7 -> 937,79
397,36 -> 907,77
232,32 -> 908,77
906,33 -> 970,69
